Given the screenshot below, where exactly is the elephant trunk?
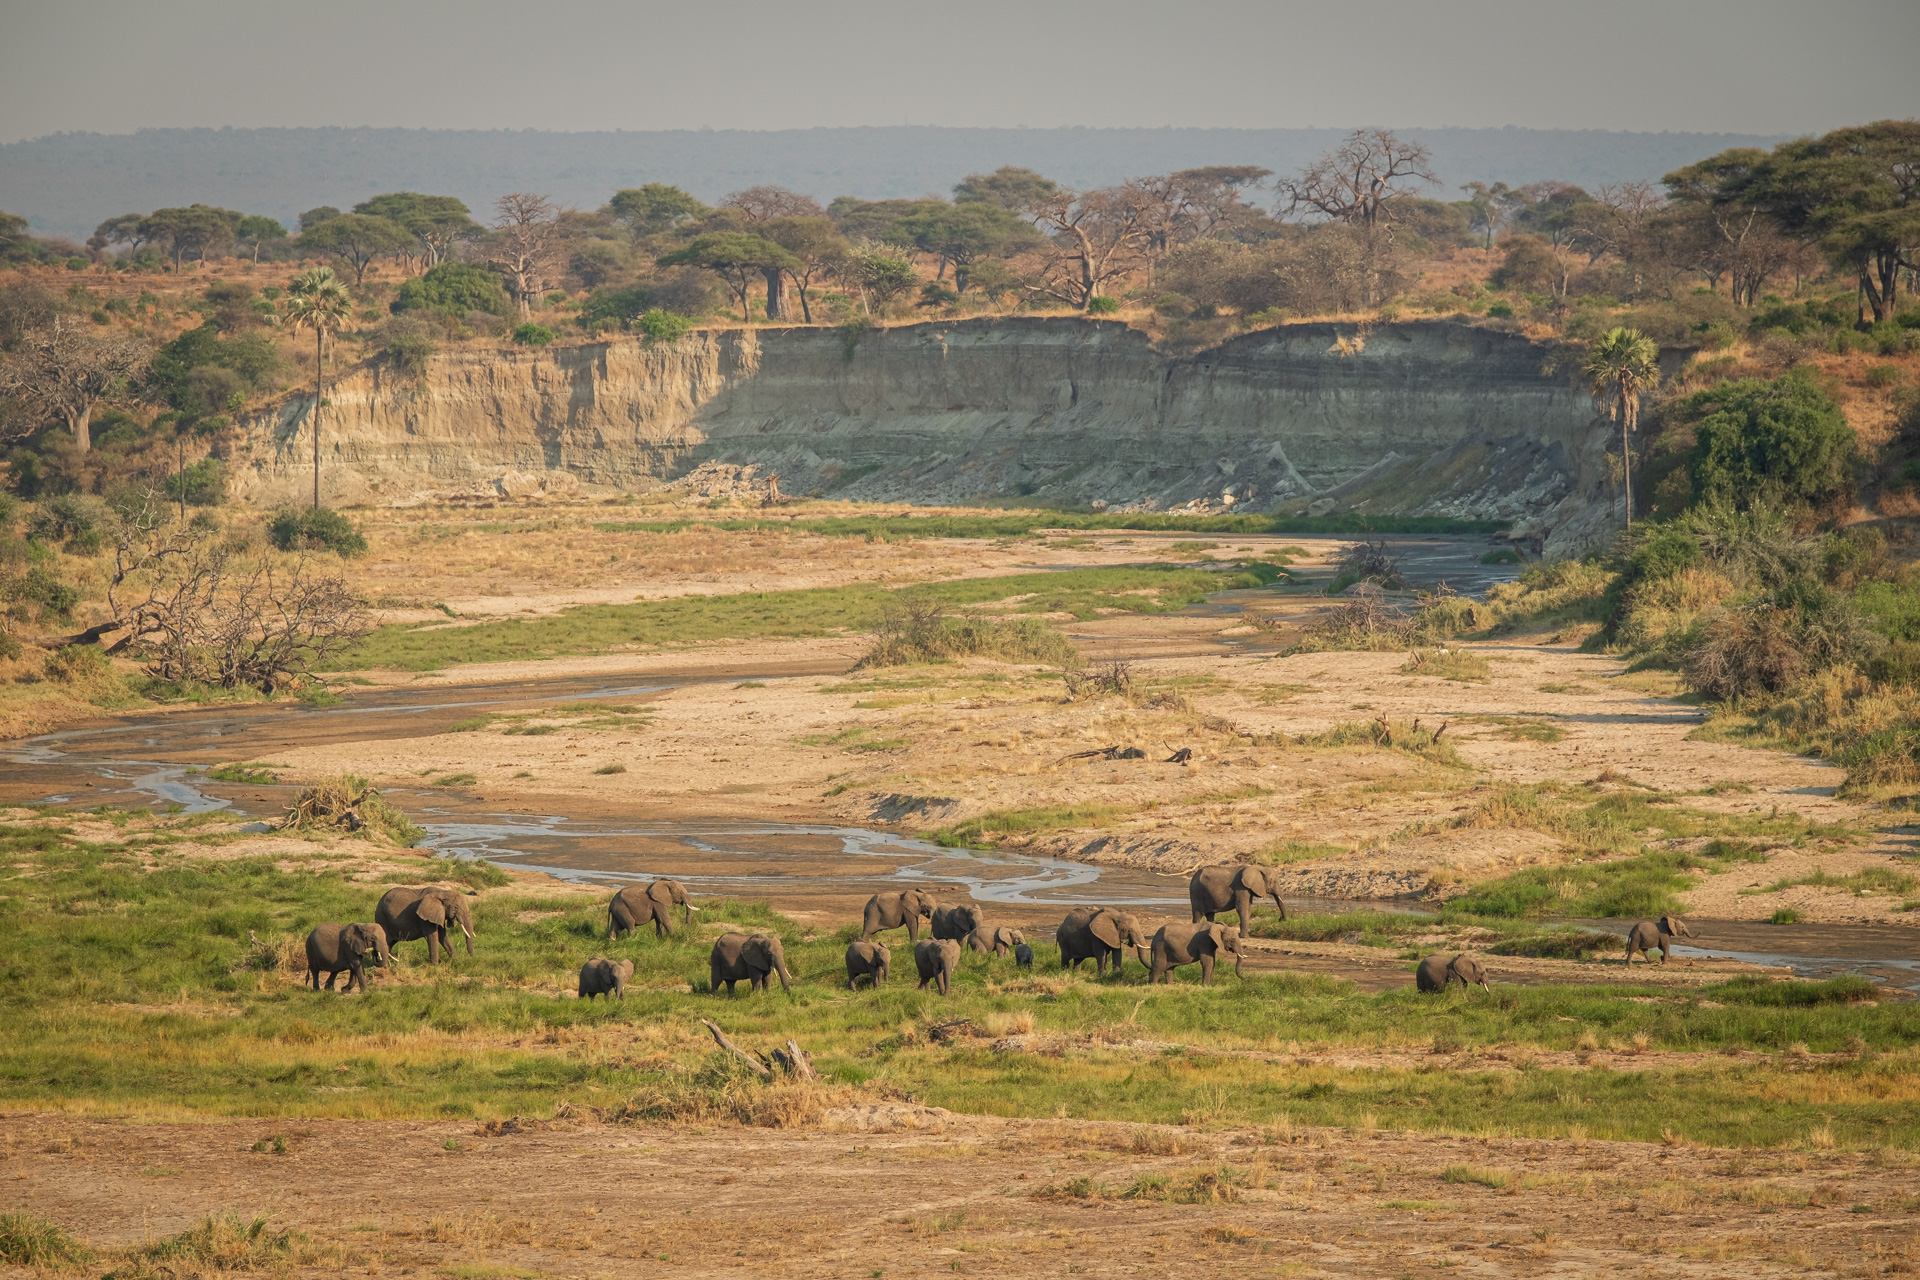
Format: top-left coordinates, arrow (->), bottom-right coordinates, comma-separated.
462,922 -> 475,955
1232,952 -> 1244,979
774,959 -> 793,993
1271,892 -> 1287,922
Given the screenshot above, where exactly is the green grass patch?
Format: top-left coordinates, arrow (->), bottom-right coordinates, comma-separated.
1754,865 -> 1917,896
0,1213 -> 94,1268
1,812 -> 1914,1149
329,567 -> 1272,671
1400,648 -> 1492,682
206,763 -> 281,784
926,803 -> 1137,848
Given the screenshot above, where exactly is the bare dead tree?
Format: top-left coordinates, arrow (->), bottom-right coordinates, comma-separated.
0,316 -> 148,451
1134,167 -> 1270,265
487,194 -> 567,320
1024,185 -> 1155,311
1275,129 -> 1436,306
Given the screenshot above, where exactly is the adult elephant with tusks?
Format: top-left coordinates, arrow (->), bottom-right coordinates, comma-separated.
375,886 -> 475,963
1189,862 -> 1286,929
861,889 -> 936,941
709,931 -> 792,994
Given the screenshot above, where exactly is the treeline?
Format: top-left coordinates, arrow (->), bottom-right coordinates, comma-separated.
3,121 -> 1911,337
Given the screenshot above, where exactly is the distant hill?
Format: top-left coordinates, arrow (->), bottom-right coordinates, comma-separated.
0,125 -> 1790,239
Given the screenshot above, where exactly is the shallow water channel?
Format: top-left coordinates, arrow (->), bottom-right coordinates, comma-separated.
4,670 -> 1917,993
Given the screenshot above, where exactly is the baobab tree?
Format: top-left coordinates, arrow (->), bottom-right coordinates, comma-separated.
0,316 -> 148,452
1276,129 -> 1436,306
487,193 -> 566,320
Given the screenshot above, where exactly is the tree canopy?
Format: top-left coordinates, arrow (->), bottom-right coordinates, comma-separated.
1685,371 -> 1855,513
391,261 -> 512,318
298,213 -> 409,284
657,232 -> 798,321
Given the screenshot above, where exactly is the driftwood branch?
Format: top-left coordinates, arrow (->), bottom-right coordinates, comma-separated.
700,1018 -> 772,1078
770,1039 -> 816,1081
928,1018 -> 973,1044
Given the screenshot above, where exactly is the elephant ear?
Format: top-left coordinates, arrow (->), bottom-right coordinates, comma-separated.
1089,913 -> 1122,948
1239,866 -> 1267,895
415,895 -> 448,927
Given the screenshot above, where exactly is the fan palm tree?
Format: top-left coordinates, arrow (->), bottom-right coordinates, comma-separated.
283,267 -> 354,510
1583,327 -> 1661,528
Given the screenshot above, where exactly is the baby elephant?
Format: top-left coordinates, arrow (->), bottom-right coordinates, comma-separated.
1014,941 -> 1034,970
305,922 -> 390,994
1415,953 -> 1490,993
966,925 -> 1025,958
579,957 -> 635,1001
846,939 -> 891,990
915,938 -> 962,995
1625,915 -> 1693,964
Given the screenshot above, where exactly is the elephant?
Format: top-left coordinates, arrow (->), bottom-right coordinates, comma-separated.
1014,942 -> 1034,970
609,879 -> 695,940
845,939 -> 891,989
1624,915 -> 1693,964
1149,922 -> 1244,985
861,889 -> 937,941
710,931 -> 792,994
1057,906 -> 1152,977
578,957 -> 634,1001
966,925 -> 1025,958
915,938 -> 961,995
930,903 -> 985,942
1415,953 -> 1490,993
1188,862 -> 1287,929
305,923 -> 390,993
374,886 -> 475,963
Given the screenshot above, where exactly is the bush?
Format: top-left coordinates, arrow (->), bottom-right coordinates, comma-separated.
855,595 -> 1080,669
512,323 -> 555,346
1685,585 -> 1875,700
43,643 -> 112,685
163,457 -> 226,506
384,331 -> 436,378
28,493 -> 109,553
1683,371 -> 1855,514
1085,295 -> 1121,315
267,507 -> 367,557
637,308 -> 694,344
280,775 -> 423,845
391,262 -> 511,318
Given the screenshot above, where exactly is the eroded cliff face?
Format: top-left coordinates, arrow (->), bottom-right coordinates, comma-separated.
228,317 -> 1616,555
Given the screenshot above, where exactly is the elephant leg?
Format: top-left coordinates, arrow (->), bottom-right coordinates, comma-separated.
324,970 -> 339,990
307,969 -> 318,991
347,964 -> 362,994
1200,955 -> 1215,986
1659,939 -> 1670,963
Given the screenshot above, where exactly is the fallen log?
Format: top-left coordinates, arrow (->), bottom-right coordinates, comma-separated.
700,1018 -> 772,1078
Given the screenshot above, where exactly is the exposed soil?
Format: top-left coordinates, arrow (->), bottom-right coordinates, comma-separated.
6,1110 -> 1915,1278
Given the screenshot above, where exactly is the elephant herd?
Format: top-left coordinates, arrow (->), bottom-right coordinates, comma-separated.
300,868 -> 1702,1002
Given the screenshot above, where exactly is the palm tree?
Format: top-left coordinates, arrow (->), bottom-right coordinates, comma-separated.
283,267 -> 354,510
1583,327 -> 1661,528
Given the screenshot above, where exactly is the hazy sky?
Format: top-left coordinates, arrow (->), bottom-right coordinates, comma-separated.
4,0 -> 1915,144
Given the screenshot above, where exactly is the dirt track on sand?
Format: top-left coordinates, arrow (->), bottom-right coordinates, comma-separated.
7,1110 -> 1916,1278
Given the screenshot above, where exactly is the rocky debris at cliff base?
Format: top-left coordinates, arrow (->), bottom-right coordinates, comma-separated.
384,470 -> 619,508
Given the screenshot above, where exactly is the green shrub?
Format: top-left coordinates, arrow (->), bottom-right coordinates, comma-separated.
384,332 -> 436,378
1867,639 -> 1920,685
1086,296 -> 1121,315
1683,371 -> 1855,513
1867,364 -> 1905,387
163,458 -> 226,506
637,308 -> 694,343
512,323 -> 555,346
391,262 -> 510,317
267,507 -> 367,557
43,644 -> 112,685
28,494 -> 109,554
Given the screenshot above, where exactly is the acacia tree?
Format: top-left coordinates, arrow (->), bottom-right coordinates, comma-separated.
657,233 -> 798,321
721,187 -> 825,318
836,242 -> 919,316
282,268 -> 353,509
1276,129 -> 1435,305
140,205 -> 243,270
299,213 -> 408,285
487,193 -> 567,320
761,217 -> 850,322
0,316 -> 148,451
235,215 -> 287,265
1584,327 -> 1661,529
894,203 -> 1036,291
354,193 -> 478,269
607,184 -> 710,238
1737,121 -> 1920,323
